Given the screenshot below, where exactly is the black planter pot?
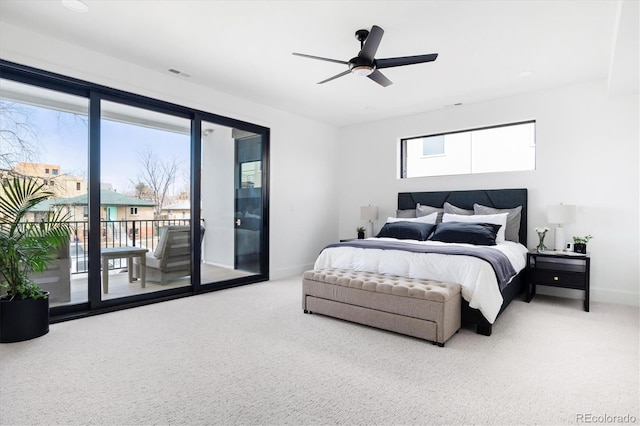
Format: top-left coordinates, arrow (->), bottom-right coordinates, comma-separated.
0,294 -> 49,343
357,231 -> 365,239
574,243 -> 587,254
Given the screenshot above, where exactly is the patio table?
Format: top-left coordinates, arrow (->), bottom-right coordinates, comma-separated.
101,246 -> 149,294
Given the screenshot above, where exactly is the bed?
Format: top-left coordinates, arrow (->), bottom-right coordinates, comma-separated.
308,188 -> 528,337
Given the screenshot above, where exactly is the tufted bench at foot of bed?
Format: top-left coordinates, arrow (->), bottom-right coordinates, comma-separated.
302,269 -> 461,346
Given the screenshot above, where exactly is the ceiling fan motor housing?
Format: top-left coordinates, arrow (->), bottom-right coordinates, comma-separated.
349,56 -> 375,73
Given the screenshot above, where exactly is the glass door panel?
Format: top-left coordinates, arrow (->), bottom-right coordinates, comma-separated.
100,101 -> 191,300
200,123 -> 264,283
0,78 -> 89,308
235,134 -> 263,273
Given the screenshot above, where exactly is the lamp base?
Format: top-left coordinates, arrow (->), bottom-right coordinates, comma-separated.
554,226 -> 565,251
367,221 -> 374,238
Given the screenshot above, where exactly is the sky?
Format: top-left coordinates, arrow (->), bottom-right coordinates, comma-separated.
21,102 -> 191,196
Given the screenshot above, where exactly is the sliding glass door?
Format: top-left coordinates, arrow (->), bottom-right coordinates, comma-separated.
0,78 -> 89,308
200,123 -> 266,283
99,100 -> 192,300
1,60 -> 269,320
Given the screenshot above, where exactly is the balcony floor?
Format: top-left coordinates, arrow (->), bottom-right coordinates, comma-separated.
51,263 -> 255,307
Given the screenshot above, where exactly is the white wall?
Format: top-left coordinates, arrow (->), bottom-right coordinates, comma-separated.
201,125 -> 234,268
2,23 -> 638,306
0,22 -> 340,279
337,81 -> 639,306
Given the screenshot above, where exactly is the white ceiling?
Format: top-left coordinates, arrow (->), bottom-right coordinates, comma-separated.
0,0 -> 637,127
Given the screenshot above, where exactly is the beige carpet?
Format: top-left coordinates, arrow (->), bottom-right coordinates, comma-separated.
1,275 -> 638,425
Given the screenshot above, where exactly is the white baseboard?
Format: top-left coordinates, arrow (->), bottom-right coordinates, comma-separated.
271,266 -> 640,307
590,287 -> 640,306
537,286 -> 640,307
270,263 -> 314,280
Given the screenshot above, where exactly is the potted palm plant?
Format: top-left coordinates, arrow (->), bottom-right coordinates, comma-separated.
0,177 -> 72,343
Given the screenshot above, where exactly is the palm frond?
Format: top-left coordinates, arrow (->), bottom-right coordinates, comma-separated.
0,177 -> 72,298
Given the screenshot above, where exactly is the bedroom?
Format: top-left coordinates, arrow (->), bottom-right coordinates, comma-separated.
0,0 -> 638,424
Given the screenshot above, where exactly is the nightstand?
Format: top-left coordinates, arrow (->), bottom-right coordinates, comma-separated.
526,250 -> 590,312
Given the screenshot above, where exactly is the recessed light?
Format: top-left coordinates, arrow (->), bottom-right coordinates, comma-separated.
61,0 -> 89,13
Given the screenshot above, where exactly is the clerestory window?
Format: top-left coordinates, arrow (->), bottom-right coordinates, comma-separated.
400,121 -> 535,178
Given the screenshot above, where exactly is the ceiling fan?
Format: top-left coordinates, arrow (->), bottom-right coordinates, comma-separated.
292,25 -> 438,87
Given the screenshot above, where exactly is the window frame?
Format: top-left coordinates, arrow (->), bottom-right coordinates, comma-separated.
400,120 -> 536,179
1,58 -> 271,322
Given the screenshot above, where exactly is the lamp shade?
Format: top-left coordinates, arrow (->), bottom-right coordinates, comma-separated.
546,204 -> 576,224
360,205 -> 379,221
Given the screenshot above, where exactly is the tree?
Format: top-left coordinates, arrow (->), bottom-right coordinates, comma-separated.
130,181 -> 153,200
0,101 -> 40,173
136,149 -> 179,216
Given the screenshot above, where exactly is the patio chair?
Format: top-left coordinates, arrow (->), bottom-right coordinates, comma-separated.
28,241 -> 71,303
133,225 -> 205,285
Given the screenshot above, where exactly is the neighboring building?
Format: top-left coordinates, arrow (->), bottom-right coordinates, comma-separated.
59,189 -> 155,222
28,189 -> 156,245
12,162 -> 87,198
159,200 -> 191,220
60,189 -> 156,243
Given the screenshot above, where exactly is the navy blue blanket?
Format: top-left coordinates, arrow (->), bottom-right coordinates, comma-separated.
323,240 -> 516,291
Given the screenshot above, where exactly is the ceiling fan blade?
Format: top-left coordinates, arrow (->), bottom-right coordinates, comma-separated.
376,53 -> 438,69
359,25 -> 384,61
318,70 -> 351,84
292,52 -> 349,65
367,69 -> 393,87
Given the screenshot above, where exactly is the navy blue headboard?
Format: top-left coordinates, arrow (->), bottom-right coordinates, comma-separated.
398,188 -> 528,246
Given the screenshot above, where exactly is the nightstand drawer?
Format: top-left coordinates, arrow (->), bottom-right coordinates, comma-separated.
529,270 -> 586,290
530,256 -> 587,273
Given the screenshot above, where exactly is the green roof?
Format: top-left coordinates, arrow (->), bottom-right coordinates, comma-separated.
30,198 -> 57,212
32,190 -> 155,210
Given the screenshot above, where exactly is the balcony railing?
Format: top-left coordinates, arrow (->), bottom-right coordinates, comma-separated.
68,219 -> 191,274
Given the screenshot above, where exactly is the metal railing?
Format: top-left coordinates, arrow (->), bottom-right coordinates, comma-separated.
68,219 -> 191,274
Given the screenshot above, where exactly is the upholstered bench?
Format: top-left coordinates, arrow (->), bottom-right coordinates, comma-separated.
302,269 -> 461,346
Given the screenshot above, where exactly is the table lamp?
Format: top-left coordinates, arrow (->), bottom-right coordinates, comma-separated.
547,204 -> 576,251
360,205 -> 378,238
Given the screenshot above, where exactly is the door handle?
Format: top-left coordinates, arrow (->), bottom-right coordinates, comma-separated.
235,219 -> 241,226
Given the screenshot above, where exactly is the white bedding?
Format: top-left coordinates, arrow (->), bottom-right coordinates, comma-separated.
313,238 -> 528,324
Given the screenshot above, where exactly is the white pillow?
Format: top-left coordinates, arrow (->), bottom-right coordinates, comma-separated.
442,212 -> 509,243
386,212 -> 438,224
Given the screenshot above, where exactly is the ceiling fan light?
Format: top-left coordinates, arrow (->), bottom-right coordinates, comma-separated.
352,66 -> 374,76
61,0 -> 89,12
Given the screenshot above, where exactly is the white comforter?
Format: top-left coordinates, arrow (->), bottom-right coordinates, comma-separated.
313,238 -> 529,324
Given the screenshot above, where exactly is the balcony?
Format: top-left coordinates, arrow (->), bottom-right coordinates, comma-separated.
43,219 -> 254,306
68,218 -> 193,274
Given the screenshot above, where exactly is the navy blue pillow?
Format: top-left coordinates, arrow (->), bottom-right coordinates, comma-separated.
428,222 -> 502,246
376,221 -> 436,241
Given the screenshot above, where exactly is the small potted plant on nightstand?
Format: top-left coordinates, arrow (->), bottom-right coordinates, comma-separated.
572,235 -> 593,254
356,226 -> 366,239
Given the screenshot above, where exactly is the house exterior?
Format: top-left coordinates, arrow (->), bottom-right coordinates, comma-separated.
26,189 -> 156,245
159,200 -> 190,220
12,162 -> 87,198
58,189 -> 156,244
